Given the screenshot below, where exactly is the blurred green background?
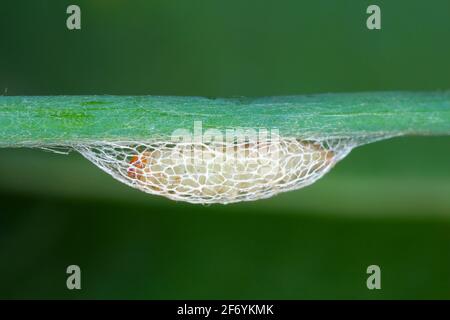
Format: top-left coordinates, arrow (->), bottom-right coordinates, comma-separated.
1,0 -> 450,299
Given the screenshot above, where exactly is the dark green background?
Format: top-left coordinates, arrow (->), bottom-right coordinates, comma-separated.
1,0 -> 450,299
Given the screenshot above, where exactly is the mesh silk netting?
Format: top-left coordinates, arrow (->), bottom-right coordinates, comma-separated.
74,136 -> 357,204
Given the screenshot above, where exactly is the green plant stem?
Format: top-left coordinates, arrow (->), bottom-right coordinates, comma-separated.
1,91 -> 450,147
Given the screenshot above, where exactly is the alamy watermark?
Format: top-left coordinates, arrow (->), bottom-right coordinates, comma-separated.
165,121 -> 283,166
